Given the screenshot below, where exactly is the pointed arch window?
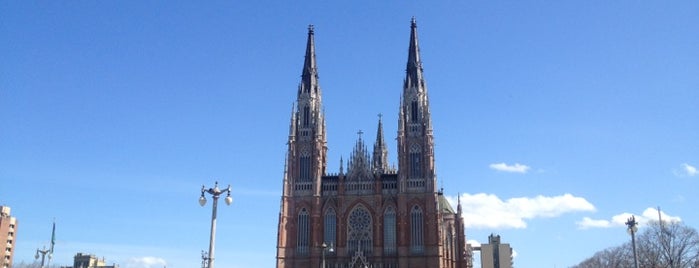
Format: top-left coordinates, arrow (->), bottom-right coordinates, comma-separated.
348,206 -> 373,256
410,100 -> 419,122
302,105 -> 310,128
410,144 -> 422,178
300,151 -> 311,182
410,205 -> 424,253
383,207 -> 397,255
297,208 -> 310,255
324,208 -> 337,247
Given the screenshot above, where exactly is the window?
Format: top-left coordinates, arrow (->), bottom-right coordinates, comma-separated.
324,208 -> 337,247
383,207 -> 396,255
410,205 -> 424,253
410,145 -> 421,178
303,106 -> 310,127
300,151 -> 311,182
348,206 -> 373,256
410,100 -> 419,122
297,208 -> 310,255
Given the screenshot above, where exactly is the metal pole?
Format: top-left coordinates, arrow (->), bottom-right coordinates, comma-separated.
200,182 -> 231,268
208,195 -> 219,268
321,243 -> 326,268
626,216 -> 639,268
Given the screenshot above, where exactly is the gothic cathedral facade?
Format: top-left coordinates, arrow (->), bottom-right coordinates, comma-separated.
276,19 -> 472,268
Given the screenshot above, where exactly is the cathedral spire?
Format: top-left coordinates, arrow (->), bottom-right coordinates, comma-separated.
373,114 -> 389,173
285,25 -> 327,197
300,25 -> 319,96
405,17 -> 423,89
457,194 -> 463,215
288,103 -> 296,140
397,17 -> 436,193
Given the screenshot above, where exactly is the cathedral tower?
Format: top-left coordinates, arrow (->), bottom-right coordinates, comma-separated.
282,24 -> 328,198
397,17 -> 436,194
277,25 -> 328,266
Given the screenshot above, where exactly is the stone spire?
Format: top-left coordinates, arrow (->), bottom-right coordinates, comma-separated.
284,24 -> 327,197
457,194 -> 463,215
300,25 -> 319,96
397,17 -> 436,192
372,114 -> 389,173
405,17 -> 423,90
287,103 -> 296,140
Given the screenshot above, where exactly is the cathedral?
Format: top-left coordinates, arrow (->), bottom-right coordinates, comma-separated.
276,19 -> 472,268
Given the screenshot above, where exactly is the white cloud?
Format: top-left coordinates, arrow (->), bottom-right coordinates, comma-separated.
467,239 -> 481,248
126,257 -> 167,268
640,207 -> 681,223
577,217 -> 612,229
576,207 -> 682,229
673,163 -> 698,177
682,163 -> 697,176
489,162 -> 530,173
447,193 -> 595,229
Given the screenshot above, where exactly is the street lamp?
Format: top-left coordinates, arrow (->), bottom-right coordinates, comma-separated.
625,215 -> 639,268
34,246 -> 53,268
199,181 -> 233,268
321,242 -> 334,268
35,246 -> 51,268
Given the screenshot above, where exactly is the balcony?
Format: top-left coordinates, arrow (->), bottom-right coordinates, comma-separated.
345,180 -> 374,195
407,178 -> 426,190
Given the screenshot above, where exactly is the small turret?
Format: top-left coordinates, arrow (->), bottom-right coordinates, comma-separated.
373,114 -> 389,173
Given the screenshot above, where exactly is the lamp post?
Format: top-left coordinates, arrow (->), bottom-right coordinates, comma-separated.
199,181 -> 233,268
625,215 -> 639,268
35,246 -> 51,268
321,242 -> 334,268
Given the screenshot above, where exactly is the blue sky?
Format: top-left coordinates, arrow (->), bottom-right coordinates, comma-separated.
1,1 -> 698,268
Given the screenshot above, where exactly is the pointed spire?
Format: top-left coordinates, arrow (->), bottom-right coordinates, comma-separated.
288,24 -> 327,197
375,114 -> 385,148
397,17 -> 434,192
457,194 -> 463,214
397,94 -> 405,134
288,102 -> 297,139
373,114 -> 388,173
405,17 -> 423,87
301,24 -> 319,95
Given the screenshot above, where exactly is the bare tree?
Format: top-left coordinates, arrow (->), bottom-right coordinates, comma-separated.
572,244 -> 634,268
572,221 -> 699,268
638,221 -> 699,268
11,261 -> 41,268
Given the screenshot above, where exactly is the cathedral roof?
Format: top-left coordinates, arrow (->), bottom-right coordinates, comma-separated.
438,193 -> 456,214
